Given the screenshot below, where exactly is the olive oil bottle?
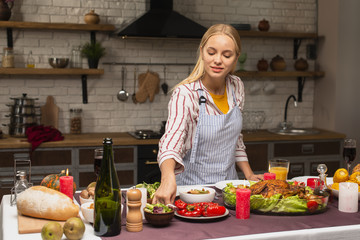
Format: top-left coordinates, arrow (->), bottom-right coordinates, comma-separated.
94,138 -> 121,236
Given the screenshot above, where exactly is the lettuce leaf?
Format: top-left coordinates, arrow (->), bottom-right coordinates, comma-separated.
250,194 -> 281,212
272,195 -> 308,213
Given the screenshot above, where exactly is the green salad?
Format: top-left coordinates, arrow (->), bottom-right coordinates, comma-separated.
135,182 -> 160,199
223,182 -> 327,214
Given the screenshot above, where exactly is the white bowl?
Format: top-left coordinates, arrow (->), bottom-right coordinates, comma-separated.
178,186 -> 215,203
329,184 -> 360,199
79,196 -> 94,205
80,202 -> 124,224
81,201 -> 94,223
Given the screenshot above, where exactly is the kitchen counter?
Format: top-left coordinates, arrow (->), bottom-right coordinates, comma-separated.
0,129 -> 345,149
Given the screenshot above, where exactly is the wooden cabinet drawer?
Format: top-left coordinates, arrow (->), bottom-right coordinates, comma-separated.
274,141 -> 340,157
79,147 -> 134,165
237,143 -> 268,172
310,161 -> 340,176
79,170 -> 134,188
0,149 -> 71,167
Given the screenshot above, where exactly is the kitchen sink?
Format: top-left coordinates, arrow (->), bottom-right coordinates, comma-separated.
268,128 -> 320,135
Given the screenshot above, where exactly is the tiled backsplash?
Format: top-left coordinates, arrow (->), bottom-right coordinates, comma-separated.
0,0 -> 317,134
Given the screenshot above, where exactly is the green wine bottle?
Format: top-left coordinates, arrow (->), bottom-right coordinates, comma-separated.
94,138 -> 121,236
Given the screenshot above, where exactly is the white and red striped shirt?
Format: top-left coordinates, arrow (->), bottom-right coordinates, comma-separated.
157,74 -> 248,174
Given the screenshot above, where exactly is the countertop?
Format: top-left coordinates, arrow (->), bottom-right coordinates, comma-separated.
0,129 -> 346,149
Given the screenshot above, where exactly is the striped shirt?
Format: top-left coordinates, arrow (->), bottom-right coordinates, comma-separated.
157,74 -> 248,174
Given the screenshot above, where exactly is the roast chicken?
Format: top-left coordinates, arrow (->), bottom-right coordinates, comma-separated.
249,179 -> 306,198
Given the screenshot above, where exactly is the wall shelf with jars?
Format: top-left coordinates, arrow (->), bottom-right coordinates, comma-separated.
0,21 -> 115,104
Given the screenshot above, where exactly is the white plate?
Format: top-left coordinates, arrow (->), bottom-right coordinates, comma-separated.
215,180 -> 250,190
174,209 -> 229,220
291,176 -> 334,185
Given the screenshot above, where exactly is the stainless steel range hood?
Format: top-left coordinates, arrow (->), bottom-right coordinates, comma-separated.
117,0 -> 207,39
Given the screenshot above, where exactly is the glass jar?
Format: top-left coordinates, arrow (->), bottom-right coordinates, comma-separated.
71,47 -> 82,68
2,47 -> 14,68
10,170 -> 30,206
70,108 -> 82,134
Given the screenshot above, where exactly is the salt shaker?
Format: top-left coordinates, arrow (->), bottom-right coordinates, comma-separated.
126,188 -> 143,232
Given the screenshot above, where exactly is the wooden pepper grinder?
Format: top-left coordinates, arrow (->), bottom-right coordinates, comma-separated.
126,188 -> 143,232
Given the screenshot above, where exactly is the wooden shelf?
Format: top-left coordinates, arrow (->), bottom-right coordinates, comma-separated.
0,68 -> 104,75
234,71 -> 325,78
237,30 -> 318,39
0,21 -> 115,32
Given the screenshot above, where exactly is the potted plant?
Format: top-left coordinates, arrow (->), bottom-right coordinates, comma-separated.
80,42 -> 106,69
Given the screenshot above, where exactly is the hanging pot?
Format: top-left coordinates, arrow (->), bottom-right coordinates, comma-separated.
0,0 -> 13,21
10,93 -> 38,106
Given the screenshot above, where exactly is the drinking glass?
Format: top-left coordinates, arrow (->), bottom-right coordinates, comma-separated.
268,159 -> 290,180
343,138 -> 356,173
94,148 -> 103,177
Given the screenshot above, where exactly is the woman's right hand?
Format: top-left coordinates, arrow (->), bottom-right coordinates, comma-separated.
152,175 -> 177,205
152,158 -> 177,205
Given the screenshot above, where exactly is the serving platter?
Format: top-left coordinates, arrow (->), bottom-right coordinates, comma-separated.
329,184 -> 360,199
174,209 -> 229,220
215,180 -> 250,190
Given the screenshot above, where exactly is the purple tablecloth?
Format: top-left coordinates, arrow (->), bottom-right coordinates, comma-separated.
75,189 -> 360,240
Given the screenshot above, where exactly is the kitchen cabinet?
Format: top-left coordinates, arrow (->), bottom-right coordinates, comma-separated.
0,145 -> 137,199
241,139 -> 343,179
0,21 -> 115,103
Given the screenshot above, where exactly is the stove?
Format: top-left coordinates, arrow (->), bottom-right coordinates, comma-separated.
128,130 -> 163,139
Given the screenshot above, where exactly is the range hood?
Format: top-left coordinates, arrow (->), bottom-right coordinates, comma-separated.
117,0 -> 207,39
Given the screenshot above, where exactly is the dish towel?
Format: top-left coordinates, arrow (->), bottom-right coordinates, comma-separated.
26,125 -> 64,152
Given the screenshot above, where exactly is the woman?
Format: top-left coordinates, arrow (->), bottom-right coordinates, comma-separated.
153,24 -> 263,205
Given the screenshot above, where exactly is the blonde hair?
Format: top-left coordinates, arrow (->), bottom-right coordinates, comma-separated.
173,24 -> 241,90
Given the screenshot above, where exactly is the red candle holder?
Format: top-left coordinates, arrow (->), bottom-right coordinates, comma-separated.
307,178 -> 324,189
236,188 -> 251,219
60,175 -> 74,200
263,172 -> 276,180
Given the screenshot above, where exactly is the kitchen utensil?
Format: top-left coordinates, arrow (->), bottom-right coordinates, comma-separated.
132,66 -> 138,103
48,58 -> 69,68
4,123 -> 36,138
40,96 -> 59,129
161,66 -> 168,95
5,114 -> 39,124
7,104 -> 39,115
117,66 -> 129,101
10,93 -> 38,106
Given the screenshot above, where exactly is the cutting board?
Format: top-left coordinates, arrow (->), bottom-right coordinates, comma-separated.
18,214 -> 66,234
40,96 -> 59,129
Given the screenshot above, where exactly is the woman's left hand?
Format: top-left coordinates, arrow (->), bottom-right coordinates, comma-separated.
247,174 -> 264,181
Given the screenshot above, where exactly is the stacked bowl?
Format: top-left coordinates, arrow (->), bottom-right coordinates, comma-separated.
5,94 -> 40,137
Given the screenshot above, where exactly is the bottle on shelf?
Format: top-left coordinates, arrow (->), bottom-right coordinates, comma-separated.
94,138 -> 121,237
26,51 -> 35,68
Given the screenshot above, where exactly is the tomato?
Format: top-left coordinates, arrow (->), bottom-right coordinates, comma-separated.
307,200 -> 318,212
175,199 -> 187,210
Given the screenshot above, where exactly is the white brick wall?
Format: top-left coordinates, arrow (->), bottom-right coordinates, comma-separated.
0,0 -> 317,134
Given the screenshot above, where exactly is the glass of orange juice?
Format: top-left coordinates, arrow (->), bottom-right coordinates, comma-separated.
268,159 -> 290,180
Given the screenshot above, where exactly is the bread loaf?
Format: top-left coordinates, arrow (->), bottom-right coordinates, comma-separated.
17,186 -> 79,221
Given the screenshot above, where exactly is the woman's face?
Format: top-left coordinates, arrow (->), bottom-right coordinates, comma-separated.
201,34 -> 238,82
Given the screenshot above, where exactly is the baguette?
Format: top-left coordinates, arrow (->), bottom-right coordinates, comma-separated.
17,186 -> 79,221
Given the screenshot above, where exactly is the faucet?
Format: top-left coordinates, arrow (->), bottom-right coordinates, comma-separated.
280,95 -> 297,130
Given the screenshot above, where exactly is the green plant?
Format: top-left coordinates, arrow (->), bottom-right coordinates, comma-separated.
80,42 -> 106,60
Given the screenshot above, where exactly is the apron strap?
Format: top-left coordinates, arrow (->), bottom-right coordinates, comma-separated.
189,90 -> 206,163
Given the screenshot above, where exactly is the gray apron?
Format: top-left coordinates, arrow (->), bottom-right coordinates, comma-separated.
176,87 -> 243,185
